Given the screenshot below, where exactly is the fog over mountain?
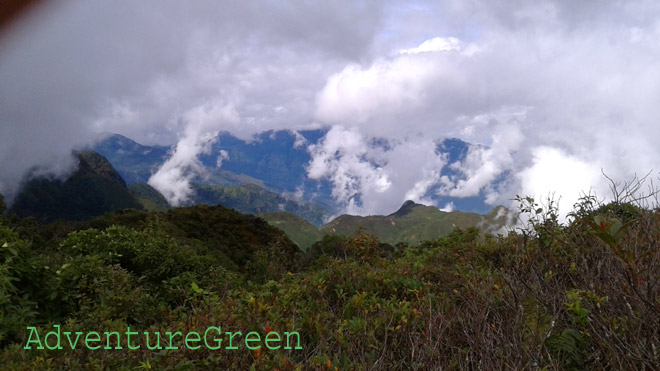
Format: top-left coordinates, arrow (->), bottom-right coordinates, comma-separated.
2,1 -> 660,217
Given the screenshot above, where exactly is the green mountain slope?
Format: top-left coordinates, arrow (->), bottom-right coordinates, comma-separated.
258,211 -> 324,250
128,182 -> 171,211
190,183 -> 331,226
86,204 -> 302,278
262,201 -> 515,248
321,201 -> 514,245
9,150 -> 143,222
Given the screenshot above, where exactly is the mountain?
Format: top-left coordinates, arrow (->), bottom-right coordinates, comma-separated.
321,201 -> 514,245
92,131 -> 508,223
189,183 -> 330,226
92,131 -> 336,211
91,133 -> 170,184
92,132 -> 332,222
199,130 -> 336,210
128,182 -> 170,211
261,200 -> 515,249
86,204 -> 303,277
10,151 -> 144,222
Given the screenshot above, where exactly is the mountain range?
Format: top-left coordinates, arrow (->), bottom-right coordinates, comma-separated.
260,200 -> 514,250
5,130 -> 516,249
91,130 -> 500,216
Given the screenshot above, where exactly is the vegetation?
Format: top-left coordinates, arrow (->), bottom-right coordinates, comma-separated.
1,179 -> 659,369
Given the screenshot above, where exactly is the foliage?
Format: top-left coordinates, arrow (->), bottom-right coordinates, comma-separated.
1,189 -> 660,369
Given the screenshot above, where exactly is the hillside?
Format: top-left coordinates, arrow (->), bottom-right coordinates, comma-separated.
9,150 -> 143,222
258,211 -> 324,250
128,182 -> 171,211
91,133 -> 170,184
262,200 -> 515,248
322,201 -> 514,245
191,183 -> 330,226
2,191 -> 658,369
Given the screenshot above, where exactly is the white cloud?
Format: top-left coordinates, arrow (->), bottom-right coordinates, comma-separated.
148,103 -> 239,206
306,126 -> 391,214
399,36 -> 461,54
306,126 -> 450,215
439,202 -> 455,212
4,0 -> 660,218
440,123 -> 523,202
315,44 -> 456,129
216,150 -> 229,168
517,146 -> 602,220
292,130 -> 308,149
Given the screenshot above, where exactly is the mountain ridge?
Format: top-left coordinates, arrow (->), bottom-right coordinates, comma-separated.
261,200 -> 515,249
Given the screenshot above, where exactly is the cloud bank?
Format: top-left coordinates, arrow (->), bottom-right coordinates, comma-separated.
2,1 -> 660,216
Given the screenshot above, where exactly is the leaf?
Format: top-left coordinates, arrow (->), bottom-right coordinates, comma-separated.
609,218 -> 623,236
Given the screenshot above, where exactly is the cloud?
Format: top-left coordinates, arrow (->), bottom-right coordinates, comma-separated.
148,103 -> 239,206
307,126 -> 448,215
439,202 -> 455,212
398,36 -> 461,54
517,146 -> 603,220
3,0 -> 660,217
0,0 -> 386,201
310,1 -> 660,215
315,42 -> 464,133
306,126 -> 391,214
216,150 -> 229,168
439,123 -> 523,202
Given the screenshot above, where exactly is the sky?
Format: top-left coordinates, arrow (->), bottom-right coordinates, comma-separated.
2,0 -> 660,217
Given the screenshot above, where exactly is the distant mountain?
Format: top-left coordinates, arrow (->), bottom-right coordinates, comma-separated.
10,150 -> 143,222
91,133 -> 170,184
92,131 -> 336,210
189,183 -> 330,226
92,131 -> 507,222
321,201 -> 514,245
261,200 -> 515,249
200,131 -> 501,214
92,132 -> 332,222
199,130 -> 336,211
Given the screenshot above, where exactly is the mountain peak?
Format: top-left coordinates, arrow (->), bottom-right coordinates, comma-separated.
75,150 -> 127,187
10,150 -> 143,222
389,200 -> 422,218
